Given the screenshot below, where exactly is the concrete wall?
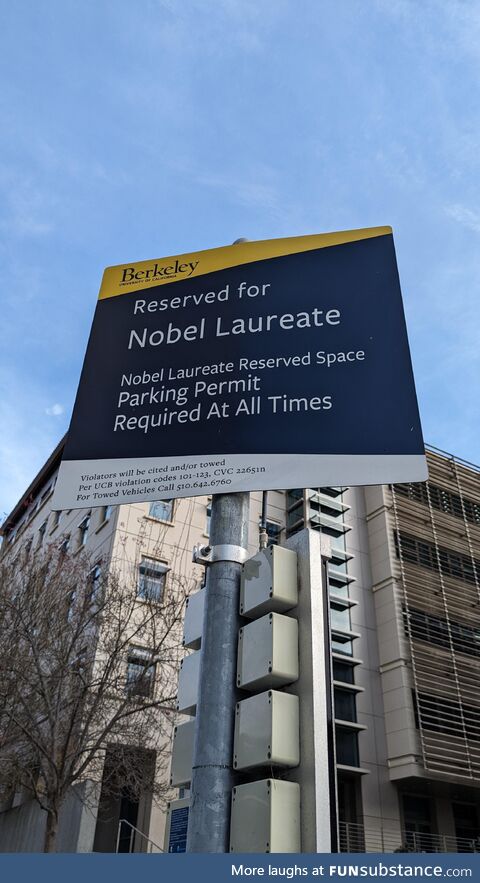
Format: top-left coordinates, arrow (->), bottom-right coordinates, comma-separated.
363,485 -> 421,779
344,486 -> 402,841
0,782 -> 99,853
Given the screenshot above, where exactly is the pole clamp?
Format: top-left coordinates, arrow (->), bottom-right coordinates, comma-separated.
192,543 -> 249,566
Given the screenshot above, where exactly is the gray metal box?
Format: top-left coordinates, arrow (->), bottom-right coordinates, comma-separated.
234,690 -> 299,770
241,546 -> 298,619
176,651 -> 201,715
183,590 -> 205,650
230,779 -> 300,853
170,719 -> 195,786
237,613 -> 298,691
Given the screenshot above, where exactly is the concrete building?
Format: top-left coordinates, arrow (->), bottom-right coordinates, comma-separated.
1,441 -> 479,852
0,436 -> 285,853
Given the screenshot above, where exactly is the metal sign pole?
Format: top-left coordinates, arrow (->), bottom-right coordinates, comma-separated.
187,239 -> 250,853
186,491 -> 249,852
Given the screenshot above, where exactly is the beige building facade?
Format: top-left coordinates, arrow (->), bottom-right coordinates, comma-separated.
1,441 -> 479,853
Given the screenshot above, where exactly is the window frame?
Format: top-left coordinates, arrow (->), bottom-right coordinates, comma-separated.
265,520 -> 282,547
101,505 -> 113,524
78,513 -> 91,548
37,519 -> 48,548
148,500 -> 175,523
89,562 -> 102,605
125,646 -> 156,698
51,510 -> 63,533
137,556 -> 169,603
59,534 -> 71,555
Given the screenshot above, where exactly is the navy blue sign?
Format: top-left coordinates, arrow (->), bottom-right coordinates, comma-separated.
53,229 -> 427,510
168,806 -> 189,854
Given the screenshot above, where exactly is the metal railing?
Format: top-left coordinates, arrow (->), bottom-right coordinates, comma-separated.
116,817 -> 164,853
339,822 -> 478,853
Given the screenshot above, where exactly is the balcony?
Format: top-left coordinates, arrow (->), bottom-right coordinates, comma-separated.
339,822 -> 478,853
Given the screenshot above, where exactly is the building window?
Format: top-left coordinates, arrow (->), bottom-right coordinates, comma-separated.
395,481 -> 480,526
67,588 -> 77,622
101,505 -> 113,524
286,489 -> 304,506
330,602 -> 352,632
37,520 -> 48,548
331,635 -> 353,656
205,502 -> 212,536
335,728 -> 359,767
402,795 -> 433,852
414,690 -> 480,743
452,803 -> 479,850
337,776 -> 362,830
52,510 -> 63,530
40,485 -> 53,505
59,535 -> 70,555
138,557 -> 168,602
148,500 -> 174,522
332,660 -> 355,684
334,689 -> 357,723
395,530 -> 480,586
266,521 -> 282,546
286,491 -> 304,536
16,516 -> 26,537
89,563 -> 102,603
404,607 -> 480,659
26,498 -> 39,524
126,647 -> 155,698
78,514 -> 91,548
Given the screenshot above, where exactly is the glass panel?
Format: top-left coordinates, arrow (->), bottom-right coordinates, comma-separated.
330,604 -> 351,632
332,638 -> 353,656
89,564 -> 102,603
329,560 -> 348,575
79,515 -> 90,546
286,489 -> 304,507
266,521 -> 282,546
287,503 -> 304,530
149,500 -> 174,521
328,532 -> 347,551
334,689 -> 357,722
126,649 -> 155,698
402,795 -> 433,851
329,583 -> 349,599
333,661 -> 355,684
138,557 -> 167,601
335,729 -> 359,767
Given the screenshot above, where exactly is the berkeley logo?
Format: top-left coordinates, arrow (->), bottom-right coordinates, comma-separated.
121,259 -> 199,284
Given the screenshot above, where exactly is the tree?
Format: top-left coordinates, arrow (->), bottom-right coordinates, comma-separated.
0,542 -> 187,852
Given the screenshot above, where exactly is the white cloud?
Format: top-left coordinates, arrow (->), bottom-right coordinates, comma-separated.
45,403 -> 64,417
445,204 -> 480,234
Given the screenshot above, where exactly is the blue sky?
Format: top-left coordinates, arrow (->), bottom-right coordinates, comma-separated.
1,0 -> 479,518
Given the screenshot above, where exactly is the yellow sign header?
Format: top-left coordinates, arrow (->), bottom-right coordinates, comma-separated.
98,226 -> 392,301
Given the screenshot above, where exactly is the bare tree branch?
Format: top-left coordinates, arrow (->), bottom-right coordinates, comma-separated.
0,542 -> 188,852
